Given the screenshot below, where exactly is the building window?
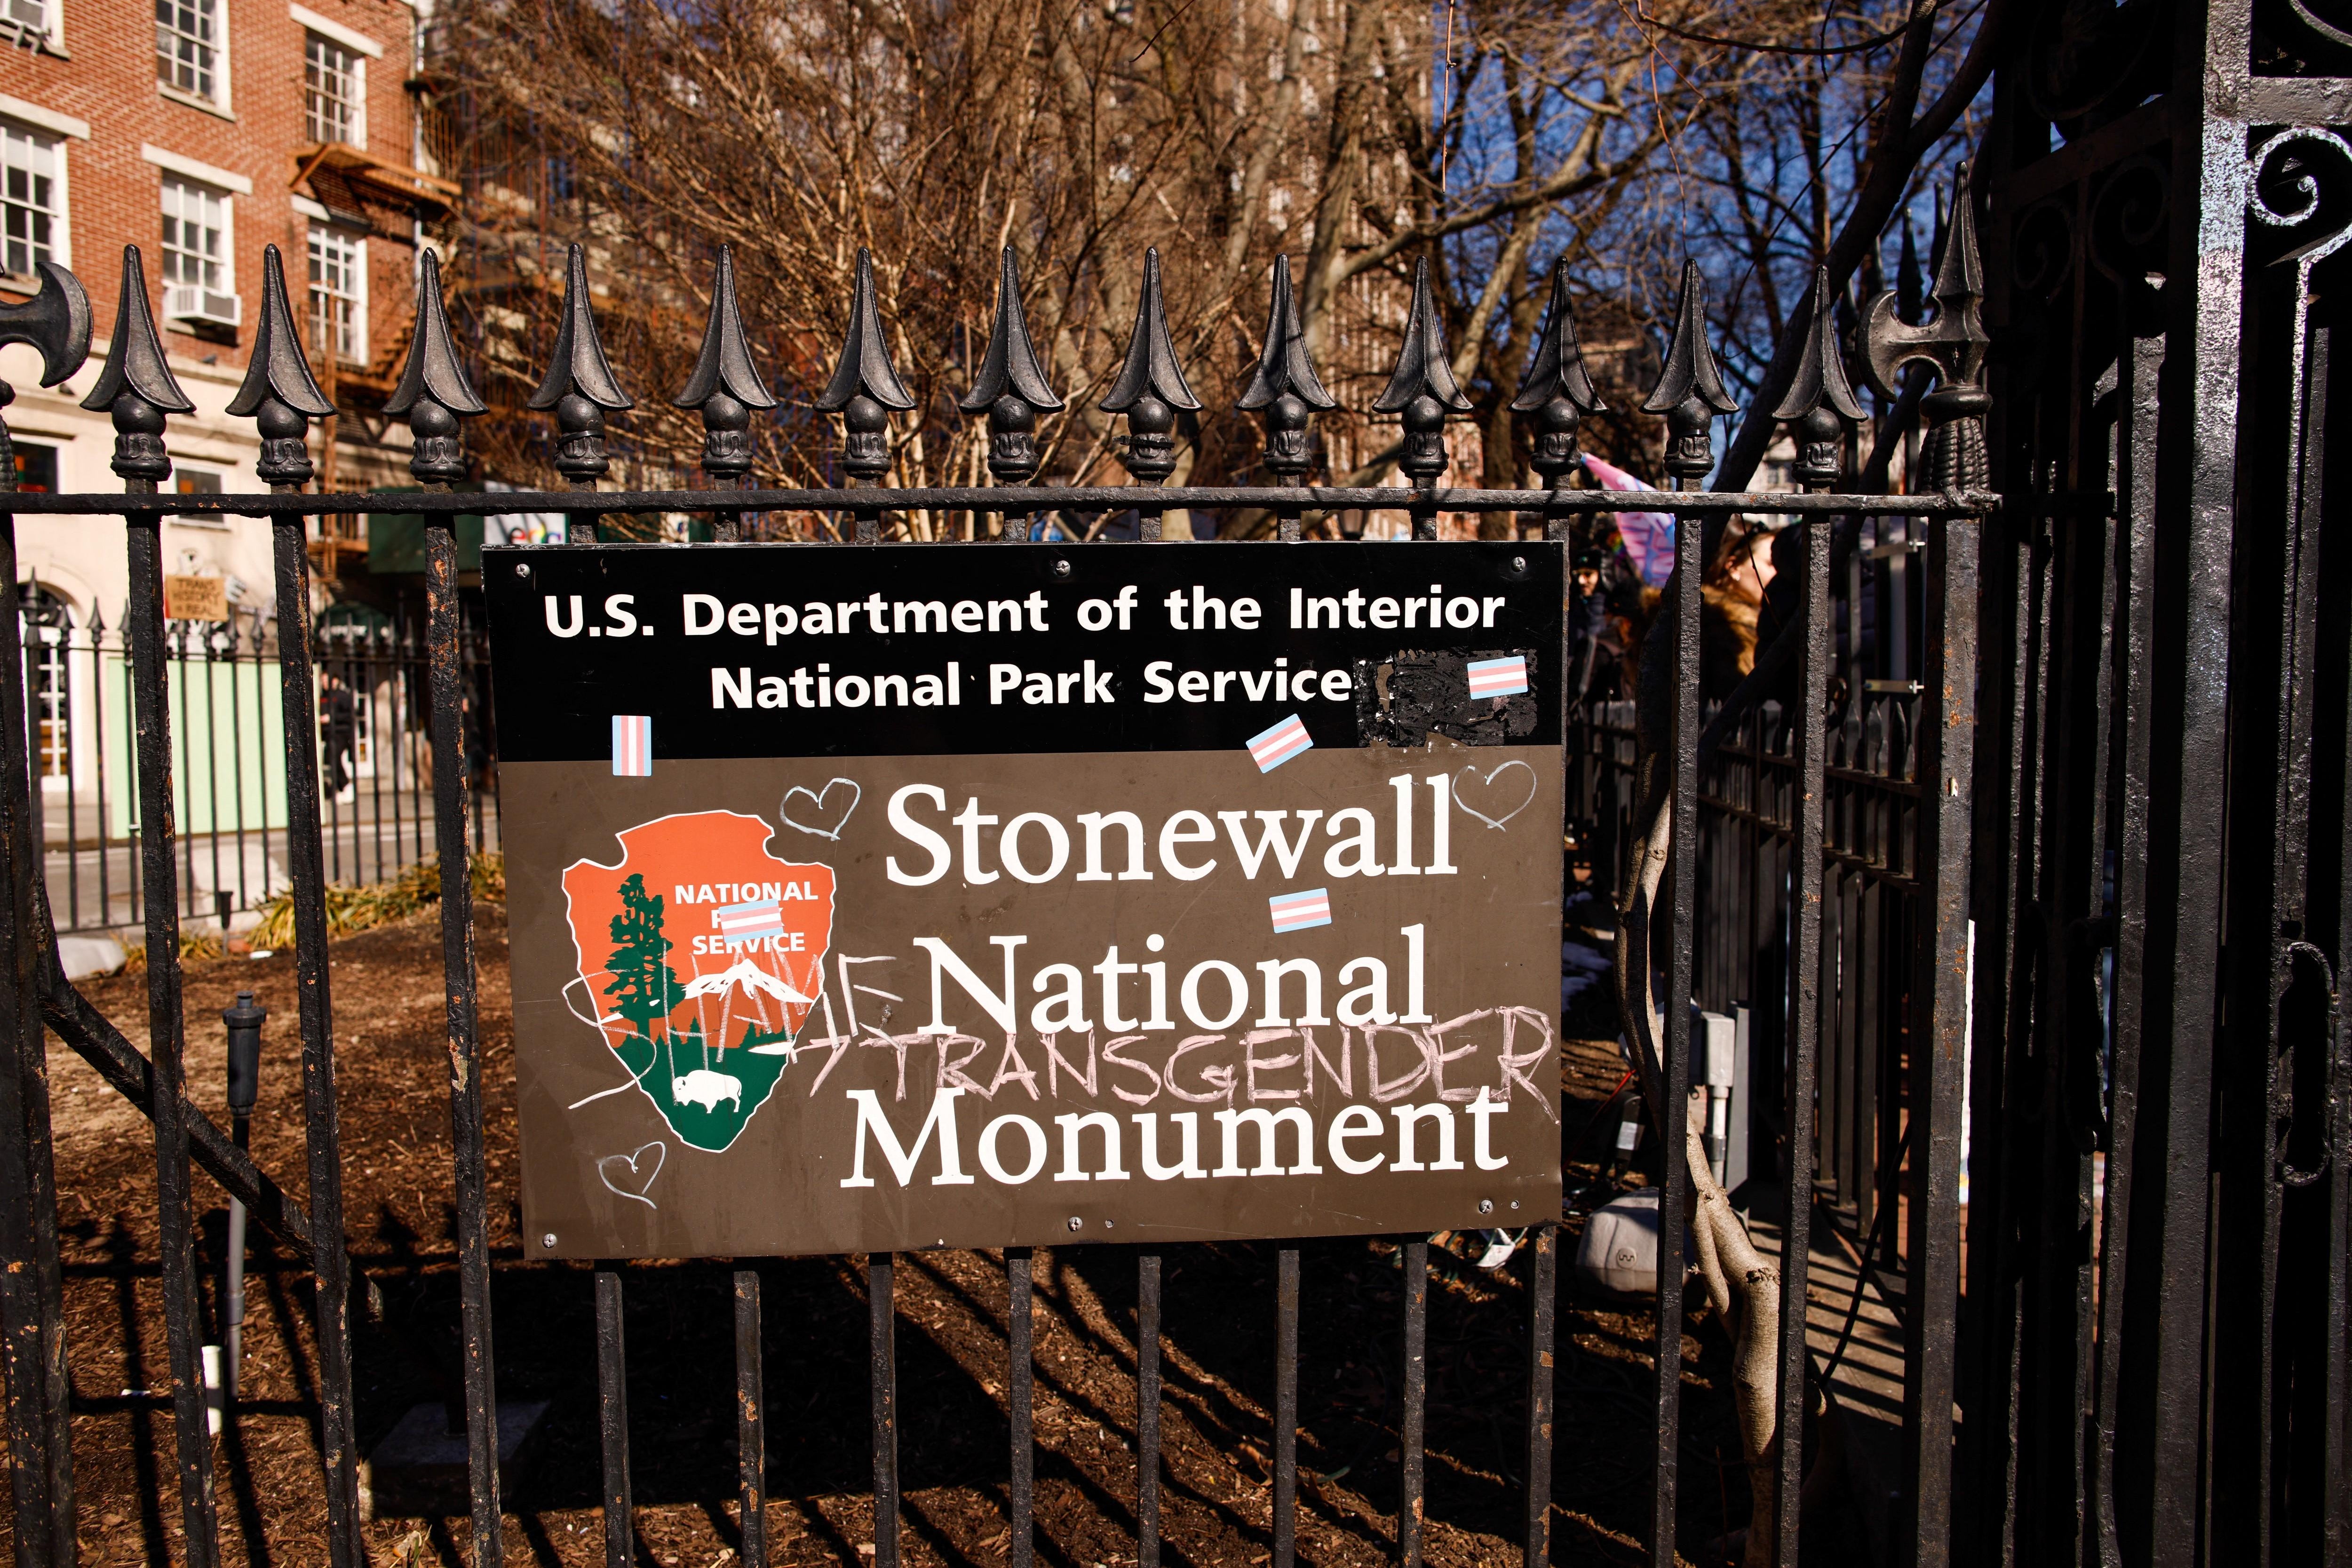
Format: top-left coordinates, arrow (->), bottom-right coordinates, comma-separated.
307,223 -> 364,364
304,32 -> 363,147
2,0 -> 50,44
160,175 -> 226,291
156,0 -> 219,100
0,124 -> 59,279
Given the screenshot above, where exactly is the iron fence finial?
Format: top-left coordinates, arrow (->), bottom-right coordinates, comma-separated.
959,247 -> 1062,486
1642,260 -> 1738,483
1511,256 -> 1605,492
1235,255 -> 1335,486
1373,255 -> 1471,486
528,243 -> 634,485
1773,267 -> 1864,492
815,247 -> 915,486
225,245 -> 337,487
81,246 -> 194,484
674,246 -> 777,487
1863,161 -> 1992,491
0,258 -> 90,496
1101,248 -> 1200,485
385,249 -> 485,486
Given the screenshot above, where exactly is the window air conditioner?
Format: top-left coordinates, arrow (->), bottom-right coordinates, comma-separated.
163,285 -> 241,328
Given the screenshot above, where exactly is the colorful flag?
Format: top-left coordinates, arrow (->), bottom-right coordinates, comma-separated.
1247,714 -> 1314,772
1582,454 -> 1677,588
612,715 -> 652,777
712,898 -> 785,944
1467,654 -> 1530,699
1268,888 -> 1333,934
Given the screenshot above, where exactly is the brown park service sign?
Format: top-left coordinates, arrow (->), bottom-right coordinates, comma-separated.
488,541 -> 1566,1260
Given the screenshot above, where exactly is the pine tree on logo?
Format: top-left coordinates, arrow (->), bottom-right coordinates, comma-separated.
604,873 -> 680,1036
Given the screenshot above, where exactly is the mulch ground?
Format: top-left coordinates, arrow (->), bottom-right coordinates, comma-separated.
12,906 -> 1766,1568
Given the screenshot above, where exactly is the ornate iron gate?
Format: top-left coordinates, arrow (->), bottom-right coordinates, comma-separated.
1,3 -> 2348,1564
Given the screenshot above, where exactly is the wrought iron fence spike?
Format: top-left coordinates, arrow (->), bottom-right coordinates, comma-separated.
1774,267 -> 1864,491
1237,255 -> 1333,487
1642,260 -> 1738,483
961,247 -> 1060,487
1511,256 -> 1604,493
1862,162 -> 1991,490
386,250 -> 485,486
81,246 -> 194,483
959,247 -> 1062,416
1236,255 -> 1335,414
815,247 -> 914,415
816,248 -> 914,491
675,246 -> 776,487
1102,248 -> 1200,486
1373,256 -> 1470,486
0,260 -> 89,392
528,243 -> 632,486
225,246 -> 336,487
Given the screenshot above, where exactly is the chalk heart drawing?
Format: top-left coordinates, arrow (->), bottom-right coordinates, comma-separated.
563,811 -> 836,1153
1454,759 -> 1539,831
779,778 -> 861,841
597,1142 -> 667,1208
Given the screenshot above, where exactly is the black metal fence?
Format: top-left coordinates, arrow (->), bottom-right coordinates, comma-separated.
15,602 -> 499,940
5,8 -> 2352,1563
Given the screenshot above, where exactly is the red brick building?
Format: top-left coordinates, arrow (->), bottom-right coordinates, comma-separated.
0,0 -> 449,621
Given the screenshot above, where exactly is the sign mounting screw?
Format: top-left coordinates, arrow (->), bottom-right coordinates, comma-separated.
542,1233 -> 557,1248
516,562 -> 531,578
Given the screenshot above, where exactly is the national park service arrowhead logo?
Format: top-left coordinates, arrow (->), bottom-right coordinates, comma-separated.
562,811 -> 836,1152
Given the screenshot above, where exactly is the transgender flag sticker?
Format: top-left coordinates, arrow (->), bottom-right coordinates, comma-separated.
612,715 -> 652,777
1466,655 -> 1530,700
1268,888 -> 1333,934
1247,714 -> 1314,772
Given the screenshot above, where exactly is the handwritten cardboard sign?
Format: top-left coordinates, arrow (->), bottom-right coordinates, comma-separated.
163,574 -> 229,622
485,542 -> 1564,1260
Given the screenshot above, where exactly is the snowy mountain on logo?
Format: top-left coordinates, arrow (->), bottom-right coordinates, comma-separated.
682,957 -> 815,1006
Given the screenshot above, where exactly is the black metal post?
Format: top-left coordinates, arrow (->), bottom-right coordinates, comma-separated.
128,497 -> 222,1568
1274,1244 -> 1299,1568
1399,1236 -> 1427,1568
596,1268 -> 633,1568
736,1269 -> 767,1568
1524,1224 -> 1556,1568
0,499 -> 75,1568
870,1254 -> 898,1568
1136,1250 -> 1162,1568
1008,1245 -> 1035,1568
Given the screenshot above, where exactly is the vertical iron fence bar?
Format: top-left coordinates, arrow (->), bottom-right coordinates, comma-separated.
427,505 -> 503,1566
1399,1236 -> 1427,1568
1273,1243 -> 1299,1568
2090,326 -> 2161,1566
387,622 -> 407,884
1776,480 -> 1836,1567
1523,1223 -> 1556,1568
871,1254 -> 899,1568
174,628 -> 195,915
1008,1245 -> 1035,1568
269,505 -> 367,1568
201,628 -> 222,911
596,1268 -> 633,1568
736,1269 -> 767,1568
126,501 -> 221,1568
92,609 -> 108,929
0,499 -> 76,1568
227,620 -> 247,917
59,619 -> 79,926
1898,501 -> 1978,1564
1653,495 -> 1701,1568
1137,1250 -> 1162,1568
368,631 -> 389,884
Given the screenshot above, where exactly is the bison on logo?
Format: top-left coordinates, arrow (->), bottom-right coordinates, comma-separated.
562,811 -> 836,1152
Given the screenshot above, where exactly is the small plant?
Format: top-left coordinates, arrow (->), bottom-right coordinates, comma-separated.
249,851 -> 507,950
